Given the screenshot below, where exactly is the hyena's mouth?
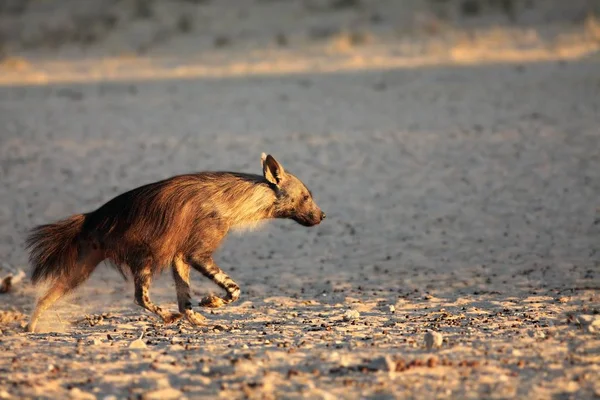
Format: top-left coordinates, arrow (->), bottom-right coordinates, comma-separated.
293,214 -> 322,227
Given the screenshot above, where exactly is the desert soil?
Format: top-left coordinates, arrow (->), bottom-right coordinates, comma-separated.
1,1 -> 600,399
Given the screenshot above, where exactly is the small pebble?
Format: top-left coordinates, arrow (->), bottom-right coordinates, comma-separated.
577,315 -> 600,333
528,330 -> 546,340
69,388 -> 95,400
424,331 -> 443,350
275,32 -> 287,46
367,355 -> 395,372
214,35 -> 231,48
129,338 -> 147,349
343,310 -> 360,322
142,388 -> 183,400
427,357 -> 438,368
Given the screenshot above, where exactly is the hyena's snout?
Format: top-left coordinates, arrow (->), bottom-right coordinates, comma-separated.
305,208 -> 326,226
317,210 -> 326,222
292,204 -> 325,227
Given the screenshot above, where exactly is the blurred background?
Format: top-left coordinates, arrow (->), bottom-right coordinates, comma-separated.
0,0 -> 599,64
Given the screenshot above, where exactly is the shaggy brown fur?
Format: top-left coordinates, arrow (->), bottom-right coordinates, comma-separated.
25,153 -> 325,332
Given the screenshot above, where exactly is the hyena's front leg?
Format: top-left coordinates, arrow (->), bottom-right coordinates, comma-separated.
171,255 -> 206,326
190,256 -> 240,308
134,271 -> 182,324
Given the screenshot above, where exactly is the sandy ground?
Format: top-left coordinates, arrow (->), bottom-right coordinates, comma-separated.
1,1 -> 600,399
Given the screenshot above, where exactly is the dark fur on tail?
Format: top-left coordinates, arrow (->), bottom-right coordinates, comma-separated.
26,214 -> 86,285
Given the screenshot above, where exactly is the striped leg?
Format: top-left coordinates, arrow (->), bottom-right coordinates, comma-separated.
134,269 -> 182,324
171,255 -> 206,326
190,257 -> 240,308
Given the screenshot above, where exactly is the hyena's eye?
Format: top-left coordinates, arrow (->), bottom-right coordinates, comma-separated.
302,194 -> 310,201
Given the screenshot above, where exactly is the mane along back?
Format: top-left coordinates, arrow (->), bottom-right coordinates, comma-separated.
84,172 -> 275,271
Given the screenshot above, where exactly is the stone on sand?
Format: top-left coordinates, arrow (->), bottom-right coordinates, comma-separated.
142,388 -> 183,400
367,355 -> 395,372
343,309 -> 360,322
528,330 -> 546,339
577,315 -> 600,333
129,338 -> 147,349
69,388 -> 95,400
424,331 -> 443,350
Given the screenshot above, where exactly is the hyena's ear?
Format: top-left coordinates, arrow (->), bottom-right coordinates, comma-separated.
261,153 -> 286,185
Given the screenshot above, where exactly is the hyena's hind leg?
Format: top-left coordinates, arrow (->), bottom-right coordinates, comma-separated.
27,250 -> 103,333
133,268 -> 182,324
27,281 -> 70,333
190,256 -> 240,308
171,255 -> 206,326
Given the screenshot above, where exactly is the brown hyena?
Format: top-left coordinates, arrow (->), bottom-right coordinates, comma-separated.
25,153 -> 325,332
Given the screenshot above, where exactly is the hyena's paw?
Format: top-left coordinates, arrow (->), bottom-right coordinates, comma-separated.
161,312 -> 183,324
184,310 -> 206,326
198,294 -> 227,308
25,323 -> 36,333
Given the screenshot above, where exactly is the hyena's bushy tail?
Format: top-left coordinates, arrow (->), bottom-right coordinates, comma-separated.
25,214 -> 86,285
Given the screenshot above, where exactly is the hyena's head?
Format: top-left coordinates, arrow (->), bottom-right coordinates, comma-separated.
261,153 -> 326,227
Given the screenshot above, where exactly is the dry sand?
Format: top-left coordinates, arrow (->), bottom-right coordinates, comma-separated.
1,1 -> 600,399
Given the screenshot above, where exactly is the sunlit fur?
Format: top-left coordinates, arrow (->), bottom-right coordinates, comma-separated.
24,154 -> 325,332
